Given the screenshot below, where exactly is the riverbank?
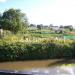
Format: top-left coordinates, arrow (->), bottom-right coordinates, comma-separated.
0,59 -> 75,70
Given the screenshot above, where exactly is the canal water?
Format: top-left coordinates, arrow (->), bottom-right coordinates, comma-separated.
0,66 -> 75,75
28,66 -> 75,75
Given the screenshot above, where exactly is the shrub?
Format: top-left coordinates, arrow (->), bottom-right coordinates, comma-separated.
0,40 -> 75,61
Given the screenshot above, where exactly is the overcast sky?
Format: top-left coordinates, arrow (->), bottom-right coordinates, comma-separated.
0,0 -> 75,27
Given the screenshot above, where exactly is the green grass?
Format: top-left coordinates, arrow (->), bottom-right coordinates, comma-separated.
61,64 -> 75,67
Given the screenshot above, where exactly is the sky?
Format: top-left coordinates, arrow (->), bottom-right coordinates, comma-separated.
0,0 -> 75,27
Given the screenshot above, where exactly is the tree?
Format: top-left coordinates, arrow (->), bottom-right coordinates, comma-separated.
37,24 -> 43,30
0,8 -> 29,33
64,25 -> 73,31
60,25 -> 64,28
30,24 -> 36,27
0,13 -> 2,20
69,25 -> 73,31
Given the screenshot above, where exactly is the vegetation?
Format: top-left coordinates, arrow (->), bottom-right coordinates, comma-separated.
0,39 -> 75,61
0,8 -> 28,33
0,8 -> 75,62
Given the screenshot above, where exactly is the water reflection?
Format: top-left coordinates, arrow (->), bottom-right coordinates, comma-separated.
0,66 -> 75,75
31,66 -> 75,75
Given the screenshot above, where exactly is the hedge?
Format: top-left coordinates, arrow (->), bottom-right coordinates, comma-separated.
0,41 -> 75,61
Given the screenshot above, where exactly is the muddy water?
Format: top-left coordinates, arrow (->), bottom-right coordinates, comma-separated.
0,66 -> 75,75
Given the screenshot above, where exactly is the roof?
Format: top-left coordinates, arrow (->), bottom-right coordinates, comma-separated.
70,32 -> 75,35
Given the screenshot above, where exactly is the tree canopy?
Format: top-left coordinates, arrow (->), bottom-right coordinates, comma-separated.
0,8 -> 29,33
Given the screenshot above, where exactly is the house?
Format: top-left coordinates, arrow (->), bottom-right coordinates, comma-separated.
49,25 -> 65,33
42,25 -> 49,29
50,26 -> 59,30
37,24 -> 49,29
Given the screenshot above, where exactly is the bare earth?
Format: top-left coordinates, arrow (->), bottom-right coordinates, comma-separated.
0,59 -> 75,70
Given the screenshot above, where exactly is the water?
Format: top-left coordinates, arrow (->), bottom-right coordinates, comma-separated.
0,66 -> 75,75
30,66 -> 75,75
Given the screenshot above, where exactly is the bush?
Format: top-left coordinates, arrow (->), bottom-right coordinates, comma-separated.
0,40 -> 75,61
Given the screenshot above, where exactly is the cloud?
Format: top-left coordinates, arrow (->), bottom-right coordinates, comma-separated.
0,0 -> 7,3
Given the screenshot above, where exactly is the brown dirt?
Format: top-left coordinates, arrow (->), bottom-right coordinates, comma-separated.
0,59 -> 75,70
